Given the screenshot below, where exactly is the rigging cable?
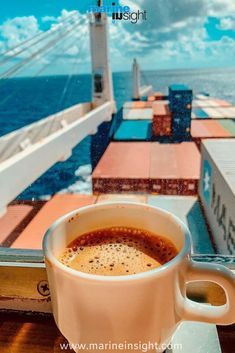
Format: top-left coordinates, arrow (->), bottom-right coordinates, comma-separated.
0,11 -> 78,66
0,23 -> 84,106
49,18 -> 89,134
0,19 -> 81,79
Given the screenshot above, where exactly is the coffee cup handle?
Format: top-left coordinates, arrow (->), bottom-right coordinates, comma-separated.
182,261 -> 235,325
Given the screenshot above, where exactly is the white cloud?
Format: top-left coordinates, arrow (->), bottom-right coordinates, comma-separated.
41,16 -> 57,23
217,17 -> 235,30
0,1 -> 235,74
0,10 -> 90,76
0,16 -> 40,51
208,0 -> 235,16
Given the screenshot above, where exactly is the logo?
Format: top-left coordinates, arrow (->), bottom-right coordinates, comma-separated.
202,159 -> 212,205
88,1 -> 147,24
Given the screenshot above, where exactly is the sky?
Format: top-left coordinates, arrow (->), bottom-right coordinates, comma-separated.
0,0 -> 235,75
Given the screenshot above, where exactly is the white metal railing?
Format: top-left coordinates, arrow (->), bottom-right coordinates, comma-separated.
0,101 -> 113,215
0,102 -> 92,163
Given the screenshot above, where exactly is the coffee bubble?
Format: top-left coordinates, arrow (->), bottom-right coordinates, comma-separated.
59,227 -> 178,276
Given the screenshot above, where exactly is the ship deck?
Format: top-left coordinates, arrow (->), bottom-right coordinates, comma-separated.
1,91 -> 234,253
1,91 -> 235,353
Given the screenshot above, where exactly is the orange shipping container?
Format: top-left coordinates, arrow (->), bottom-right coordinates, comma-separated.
191,120 -> 232,148
215,99 -> 232,107
152,117 -> 172,136
152,102 -> 169,115
124,101 -> 153,109
154,92 -> 164,100
152,103 -> 172,136
92,143 -> 151,194
150,143 -> 200,195
148,95 -> 156,102
92,142 -> 200,195
10,195 -> 97,249
133,101 -> 153,109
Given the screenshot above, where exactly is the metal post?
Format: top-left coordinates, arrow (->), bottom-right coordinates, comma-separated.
89,0 -> 116,112
132,58 -> 140,100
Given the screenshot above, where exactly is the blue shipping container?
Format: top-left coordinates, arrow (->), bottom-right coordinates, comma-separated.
169,84 -> 193,113
193,108 -> 209,119
172,113 -> 192,134
113,120 -> 152,141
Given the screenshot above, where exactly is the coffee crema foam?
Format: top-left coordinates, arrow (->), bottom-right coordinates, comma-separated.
59,227 -> 178,276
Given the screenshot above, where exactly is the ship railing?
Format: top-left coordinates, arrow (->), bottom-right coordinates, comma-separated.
0,102 -> 93,163
0,101 -> 113,216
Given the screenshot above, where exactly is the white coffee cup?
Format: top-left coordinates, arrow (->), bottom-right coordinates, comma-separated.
43,202 -> 235,353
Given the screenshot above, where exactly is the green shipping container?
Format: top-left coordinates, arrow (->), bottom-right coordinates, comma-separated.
218,119 -> 235,136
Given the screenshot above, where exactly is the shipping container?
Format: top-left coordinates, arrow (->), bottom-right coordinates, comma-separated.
191,120 -> 232,148
215,99 -> 232,107
169,84 -> 192,113
113,120 -> 151,141
0,203 -> 42,247
123,101 -> 153,109
192,108 -> 209,119
123,108 -> 153,120
152,102 -> 169,115
93,142 -> 200,195
152,116 -> 172,136
92,142 -> 151,194
11,194 -> 97,249
150,142 -> 200,195
97,194 -> 147,204
193,100 -> 220,108
217,107 -> 235,118
152,102 -> 172,136
200,139 -> 235,254
147,195 -> 214,254
154,92 -> 164,100
203,108 -> 225,119
218,119 -> 235,136
172,112 -> 192,136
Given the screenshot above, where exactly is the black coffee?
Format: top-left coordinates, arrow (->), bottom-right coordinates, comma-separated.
59,227 -> 178,276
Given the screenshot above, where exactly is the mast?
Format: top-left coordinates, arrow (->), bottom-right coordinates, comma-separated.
132,58 -> 140,100
89,0 -> 115,112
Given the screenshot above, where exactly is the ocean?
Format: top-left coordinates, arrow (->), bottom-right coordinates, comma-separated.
0,67 -> 235,200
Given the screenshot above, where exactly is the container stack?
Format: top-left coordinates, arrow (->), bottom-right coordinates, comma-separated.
169,84 -> 193,137
123,107 -> 153,120
199,139 -> 235,255
123,101 -> 153,109
150,142 -> 200,195
92,142 -> 201,195
152,102 -> 172,136
92,142 -> 151,194
147,92 -> 166,102
191,120 -> 234,148
192,98 -> 235,119
154,92 -> 165,101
